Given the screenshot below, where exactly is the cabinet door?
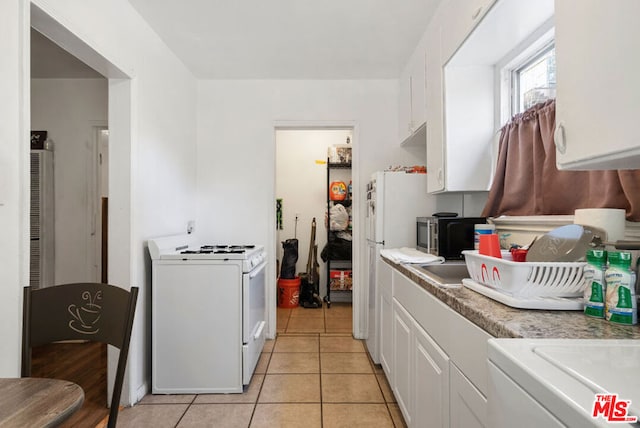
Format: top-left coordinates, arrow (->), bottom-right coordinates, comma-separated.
392,300 -> 413,425
413,321 -> 450,428
380,284 -> 394,379
555,0 -> 640,170
398,67 -> 413,143
425,18 -> 445,192
440,0 -> 497,64
376,259 -> 393,374
450,363 -> 488,428
410,50 -> 427,132
399,54 -> 427,144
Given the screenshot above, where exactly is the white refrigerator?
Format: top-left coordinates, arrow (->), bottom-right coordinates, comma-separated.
365,171 -> 437,363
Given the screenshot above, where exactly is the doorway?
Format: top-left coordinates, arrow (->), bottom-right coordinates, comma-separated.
94,127 -> 109,283
28,2 -> 133,414
30,28 -> 108,286
30,26 -> 111,424
275,128 -> 354,333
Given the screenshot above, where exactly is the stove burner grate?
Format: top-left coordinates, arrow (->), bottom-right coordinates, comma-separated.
201,245 -> 228,250
200,244 -> 256,250
177,244 -> 258,256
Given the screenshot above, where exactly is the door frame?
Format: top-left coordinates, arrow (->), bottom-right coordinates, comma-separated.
271,120 -> 365,340
29,3 -> 134,405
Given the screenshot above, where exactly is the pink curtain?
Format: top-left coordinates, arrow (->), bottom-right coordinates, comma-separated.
482,100 -> 640,221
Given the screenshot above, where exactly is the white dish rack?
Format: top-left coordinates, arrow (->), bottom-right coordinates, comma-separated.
461,250 -> 588,310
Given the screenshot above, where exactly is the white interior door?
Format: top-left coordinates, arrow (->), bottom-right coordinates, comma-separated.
92,126 -> 109,282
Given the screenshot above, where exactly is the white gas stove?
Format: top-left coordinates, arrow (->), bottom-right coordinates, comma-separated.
148,235 -> 266,270
148,234 -> 267,394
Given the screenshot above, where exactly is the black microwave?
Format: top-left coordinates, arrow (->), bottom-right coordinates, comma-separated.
417,215 -> 487,260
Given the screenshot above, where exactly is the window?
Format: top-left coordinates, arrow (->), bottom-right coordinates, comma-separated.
497,23 -> 556,125
513,44 -> 556,114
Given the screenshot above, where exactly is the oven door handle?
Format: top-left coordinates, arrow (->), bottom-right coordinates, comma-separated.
253,321 -> 266,340
250,261 -> 267,278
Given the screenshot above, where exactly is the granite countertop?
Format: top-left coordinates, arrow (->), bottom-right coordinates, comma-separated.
383,256 -> 640,340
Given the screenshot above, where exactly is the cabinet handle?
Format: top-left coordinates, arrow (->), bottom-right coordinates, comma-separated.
471,6 -> 483,20
554,122 -> 567,155
437,168 -> 444,185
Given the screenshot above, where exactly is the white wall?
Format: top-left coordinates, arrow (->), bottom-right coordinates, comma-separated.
276,129 -> 353,298
197,79 -> 424,338
0,0 -> 30,377
31,78 -> 108,284
1,0 -> 198,406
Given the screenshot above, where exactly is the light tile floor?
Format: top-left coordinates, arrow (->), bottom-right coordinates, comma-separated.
116,303 -> 406,427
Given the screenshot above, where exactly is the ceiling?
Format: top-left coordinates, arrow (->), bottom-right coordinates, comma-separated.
30,1 -> 441,80
127,0 -> 441,79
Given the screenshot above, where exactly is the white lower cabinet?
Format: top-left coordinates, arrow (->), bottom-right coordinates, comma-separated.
392,299 -> 452,428
379,261 -> 394,380
450,362 -> 488,428
414,320 -> 450,428
382,266 -> 491,428
392,301 -> 413,425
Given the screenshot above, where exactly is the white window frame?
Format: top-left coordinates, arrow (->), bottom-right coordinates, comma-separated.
512,42 -> 555,115
495,18 -> 555,127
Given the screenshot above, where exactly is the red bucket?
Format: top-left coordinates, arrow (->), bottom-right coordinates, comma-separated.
277,277 -> 301,308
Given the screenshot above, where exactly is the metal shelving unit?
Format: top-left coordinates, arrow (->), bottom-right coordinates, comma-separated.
324,158 -> 352,308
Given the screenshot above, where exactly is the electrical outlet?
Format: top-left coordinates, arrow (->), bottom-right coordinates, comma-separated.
187,220 -> 195,234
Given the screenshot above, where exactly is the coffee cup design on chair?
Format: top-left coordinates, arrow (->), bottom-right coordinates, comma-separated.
68,290 -> 103,334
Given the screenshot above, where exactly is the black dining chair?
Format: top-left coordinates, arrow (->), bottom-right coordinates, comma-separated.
22,283 -> 138,428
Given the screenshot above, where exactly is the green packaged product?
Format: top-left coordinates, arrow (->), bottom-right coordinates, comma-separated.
583,249 -> 606,318
605,251 -> 637,325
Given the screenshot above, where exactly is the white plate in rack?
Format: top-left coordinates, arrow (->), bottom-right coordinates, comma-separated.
462,278 -> 584,310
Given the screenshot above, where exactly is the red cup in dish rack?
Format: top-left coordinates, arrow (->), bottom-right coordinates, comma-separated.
510,248 -> 528,262
479,234 -> 502,258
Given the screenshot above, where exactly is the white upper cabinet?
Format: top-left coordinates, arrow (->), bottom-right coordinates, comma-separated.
425,16 -> 445,192
554,0 -> 640,170
410,50 -> 427,134
424,0 -> 496,193
425,0 -> 555,193
440,0 -> 497,64
399,38 -> 428,146
398,66 -> 413,143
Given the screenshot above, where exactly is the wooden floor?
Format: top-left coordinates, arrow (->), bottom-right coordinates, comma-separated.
31,341 -> 109,428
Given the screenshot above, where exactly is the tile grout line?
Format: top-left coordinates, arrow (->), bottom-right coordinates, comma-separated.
318,331 -> 324,428
171,394 -> 197,428
247,347 -> 272,427
373,367 -> 398,427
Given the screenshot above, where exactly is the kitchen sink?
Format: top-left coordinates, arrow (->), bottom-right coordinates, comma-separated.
413,262 -> 470,286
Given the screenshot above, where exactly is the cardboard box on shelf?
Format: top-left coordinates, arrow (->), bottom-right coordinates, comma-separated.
328,145 -> 352,163
329,269 -> 352,290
